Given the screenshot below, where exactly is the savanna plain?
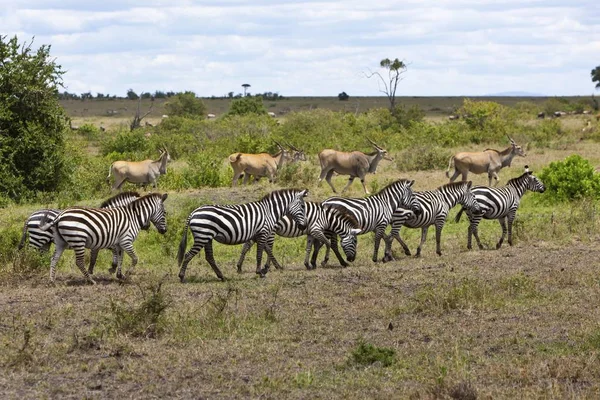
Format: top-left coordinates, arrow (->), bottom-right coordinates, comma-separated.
2,96 -> 600,399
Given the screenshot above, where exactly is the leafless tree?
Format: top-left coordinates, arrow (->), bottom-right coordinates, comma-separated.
130,95 -> 154,131
365,58 -> 407,111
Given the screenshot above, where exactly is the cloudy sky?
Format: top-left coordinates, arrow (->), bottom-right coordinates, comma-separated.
2,0 -> 599,97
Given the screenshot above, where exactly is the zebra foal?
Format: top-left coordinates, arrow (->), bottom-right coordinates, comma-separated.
321,179 -> 422,262
455,166 -> 545,250
382,181 -> 481,260
177,188 -> 309,282
39,193 -> 168,284
236,202 -> 361,272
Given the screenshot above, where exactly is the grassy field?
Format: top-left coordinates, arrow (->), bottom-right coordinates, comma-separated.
63,95 -> 595,129
2,129 -> 600,398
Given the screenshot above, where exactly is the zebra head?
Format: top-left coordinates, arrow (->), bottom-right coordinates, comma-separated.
396,179 -> 422,216
140,193 -> 169,234
340,228 -> 361,262
459,181 -> 482,214
524,166 -> 545,193
285,189 -> 309,230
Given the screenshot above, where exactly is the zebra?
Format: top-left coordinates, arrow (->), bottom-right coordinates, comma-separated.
382,181 -> 481,261
18,191 -> 141,253
177,188 -> 309,282
320,179 -> 422,262
455,165 -> 545,250
39,193 -> 168,284
235,202 -> 361,272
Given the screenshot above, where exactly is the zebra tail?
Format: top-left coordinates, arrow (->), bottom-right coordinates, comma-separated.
17,220 -> 29,250
177,219 -> 190,266
454,207 -> 464,223
38,211 -> 57,232
445,155 -> 455,179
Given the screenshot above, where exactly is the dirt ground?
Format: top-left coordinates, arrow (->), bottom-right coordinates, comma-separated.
1,239 -> 599,399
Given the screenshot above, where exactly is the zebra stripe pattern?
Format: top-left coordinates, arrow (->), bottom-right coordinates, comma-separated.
383,181 -> 481,260
177,188 -> 309,281
455,166 -> 545,250
40,193 -> 168,284
236,202 -> 361,272
18,191 -> 141,252
322,179 -> 422,262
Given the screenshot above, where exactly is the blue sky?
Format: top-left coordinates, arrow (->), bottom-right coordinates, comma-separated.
2,0 -> 599,97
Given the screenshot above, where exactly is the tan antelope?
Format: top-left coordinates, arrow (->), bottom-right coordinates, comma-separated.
318,138 -> 392,194
228,141 -> 293,186
107,147 -> 171,191
446,136 -> 526,186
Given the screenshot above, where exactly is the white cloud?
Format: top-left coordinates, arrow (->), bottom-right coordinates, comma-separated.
1,0 -> 598,96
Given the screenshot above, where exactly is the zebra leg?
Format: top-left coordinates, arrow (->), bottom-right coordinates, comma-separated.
108,247 -> 121,274
204,241 -> 226,281
304,236 -> 314,269
372,226 -> 386,262
310,240 -> 323,269
48,242 -> 67,284
471,218 -> 484,250
88,248 -> 100,275
311,231 -> 336,267
341,177 -> 356,194
415,227 -> 429,257
329,235 -> 348,267
435,222 -> 444,256
74,247 -> 96,285
237,240 -> 255,273
392,227 -> 411,256
178,241 -> 204,283
383,234 -> 394,262
507,212 -> 516,246
496,217 -> 508,249
120,244 -> 138,279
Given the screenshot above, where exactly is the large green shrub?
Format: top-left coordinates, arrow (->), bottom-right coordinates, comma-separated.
226,96 -> 267,116
538,155 -> 600,202
0,36 -> 70,202
101,129 -> 149,156
164,91 -> 206,119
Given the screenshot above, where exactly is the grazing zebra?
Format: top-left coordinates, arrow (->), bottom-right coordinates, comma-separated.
382,181 -> 481,261
177,188 -> 309,282
455,166 -> 545,250
39,193 -> 168,284
236,202 -> 361,272
18,192 -> 141,254
321,179 -> 422,262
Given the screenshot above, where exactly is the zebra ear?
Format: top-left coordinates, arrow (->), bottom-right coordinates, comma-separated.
466,181 -> 472,189
408,180 -> 415,187
301,189 -> 309,197
161,193 -> 168,202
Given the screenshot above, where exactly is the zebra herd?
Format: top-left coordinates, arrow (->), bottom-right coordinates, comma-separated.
18,166 -> 545,284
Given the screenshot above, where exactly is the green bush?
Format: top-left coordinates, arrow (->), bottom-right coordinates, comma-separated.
538,155 -> 600,202
277,162 -> 318,186
395,146 -> 450,171
226,96 -> 267,116
101,129 -> 149,156
164,91 -> 206,119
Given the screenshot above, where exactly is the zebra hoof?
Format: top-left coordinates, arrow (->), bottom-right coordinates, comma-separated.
108,267 -> 117,274
436,251 -> 442,256
218,276 -> 226,282
178,275 -> 186,283
496,243 -> 503,250
340,261 -> 349,268
89,279 -> 97,285
404,250 -> 411,256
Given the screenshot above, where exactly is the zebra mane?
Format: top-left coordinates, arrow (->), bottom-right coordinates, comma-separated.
377,178 -> 412,195
260,188 -> 302,201
99,191 -> 141,208
438,181 -> 470,190
507,171 -> 532,186
322,203 -> 360,228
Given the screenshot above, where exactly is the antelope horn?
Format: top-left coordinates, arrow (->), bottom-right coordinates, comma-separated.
507,134 -> 515,144
367,137 -> 382,150
286,141 -> 301,152
273,140 -> 285,149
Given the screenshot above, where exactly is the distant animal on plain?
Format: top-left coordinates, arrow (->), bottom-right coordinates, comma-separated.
446,136 -> 526,186
537,112 -> 545,119
318,138 -> 392,194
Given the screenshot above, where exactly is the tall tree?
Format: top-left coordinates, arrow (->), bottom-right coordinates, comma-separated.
0,35 -> 70,202
592,65 -> 600,89
365,58 -> 407,111
242,83 -> 251,96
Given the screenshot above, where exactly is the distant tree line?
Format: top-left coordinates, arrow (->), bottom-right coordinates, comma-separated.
57,89 -> 285,101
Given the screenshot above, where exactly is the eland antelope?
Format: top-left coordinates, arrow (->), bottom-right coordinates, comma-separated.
107,147 -> 171,191
228,141 -> 293,186
318,138 -> 392,194
446,136 -> 526,187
